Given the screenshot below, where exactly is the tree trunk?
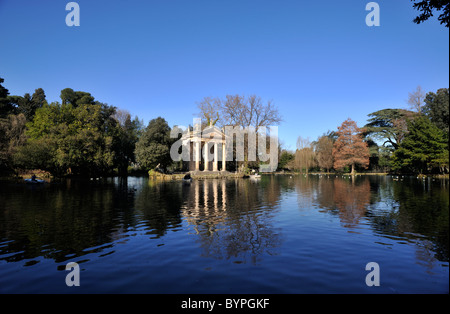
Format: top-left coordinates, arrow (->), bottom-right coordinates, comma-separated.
351,163 -> 355,175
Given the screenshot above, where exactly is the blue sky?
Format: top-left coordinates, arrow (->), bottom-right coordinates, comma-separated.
0,0 -> 448,150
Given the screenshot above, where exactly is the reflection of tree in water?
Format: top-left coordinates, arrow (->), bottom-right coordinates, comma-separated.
0,178 -> 137,264
312,175 -> 449,263
181,178 -> 282,264
332,177 -> 371,227
389,178 -> 449,262
134,179 -> 184,238
313,176 -> 371,228
295,175 -> 318,211
363,177 -> 449,263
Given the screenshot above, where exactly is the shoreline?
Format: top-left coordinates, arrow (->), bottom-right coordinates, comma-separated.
2,170 -> 448,183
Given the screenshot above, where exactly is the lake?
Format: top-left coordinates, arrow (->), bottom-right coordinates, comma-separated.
0,174 -> 448,294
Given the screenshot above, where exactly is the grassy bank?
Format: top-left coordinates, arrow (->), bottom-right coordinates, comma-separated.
148,170 -> 245,180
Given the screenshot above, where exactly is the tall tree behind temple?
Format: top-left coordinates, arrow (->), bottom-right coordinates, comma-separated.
196,94 -> 282,131
332,119 -> 370,175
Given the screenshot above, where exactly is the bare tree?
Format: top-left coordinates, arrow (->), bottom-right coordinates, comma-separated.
113,109 -> 131,127
408,85 -> 425,113
196,97 -> 221,127
197,94 -> 282,130
221,94 -> 282,131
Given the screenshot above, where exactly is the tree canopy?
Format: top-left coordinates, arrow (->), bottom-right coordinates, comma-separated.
392,116 -> 448,173
364,109 -> 417,150
135,117 -> 173,171
15,102 -> 118,176
423,88 -> 449,135
411,0 -> 450,27
197,94 -> 282,132
0,77 -> 15,119
0,78 -> 144,177
60,88 -> 95,107
315,135 -> 334,172
1,74 -> 447,176
294,137 -> 316,174
333,119 -> 370,174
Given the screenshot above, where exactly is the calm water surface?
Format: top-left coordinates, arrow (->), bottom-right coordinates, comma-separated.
0,175 -> 448,293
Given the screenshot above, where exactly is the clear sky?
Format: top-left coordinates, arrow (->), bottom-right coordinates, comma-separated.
0,0 -> 448,150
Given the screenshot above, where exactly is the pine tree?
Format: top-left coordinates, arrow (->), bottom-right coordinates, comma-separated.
0,77 -> 15,118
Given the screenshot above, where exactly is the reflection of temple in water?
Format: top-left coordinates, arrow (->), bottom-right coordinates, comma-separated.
180,178 -> 282,263
181,179 -> 228,235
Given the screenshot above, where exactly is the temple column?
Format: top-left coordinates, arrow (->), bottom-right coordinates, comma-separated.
195,140 -> 200,171
213,142 -> 218,171
221,142 -> 226,171
203,142 -> 209,171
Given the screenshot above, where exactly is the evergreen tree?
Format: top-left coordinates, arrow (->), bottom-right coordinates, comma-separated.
392,116 -> 448,174
0,77 -> 15,118
60,88 -> 95,107
364,108 -> 417,150
423,88 -> 449,135
135,117 -> 173,171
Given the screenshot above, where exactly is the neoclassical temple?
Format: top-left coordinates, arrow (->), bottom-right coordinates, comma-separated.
180,123 -> 227,172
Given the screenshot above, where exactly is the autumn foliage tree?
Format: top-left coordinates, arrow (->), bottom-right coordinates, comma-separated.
315,135 -> 334,172
332,119 -> 370,174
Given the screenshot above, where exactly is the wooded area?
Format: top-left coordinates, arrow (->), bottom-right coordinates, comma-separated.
280,86 -> 449,175
1,75 -> 448,177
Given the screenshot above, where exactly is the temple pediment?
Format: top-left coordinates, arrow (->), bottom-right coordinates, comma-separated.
181,125 -> 226,143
